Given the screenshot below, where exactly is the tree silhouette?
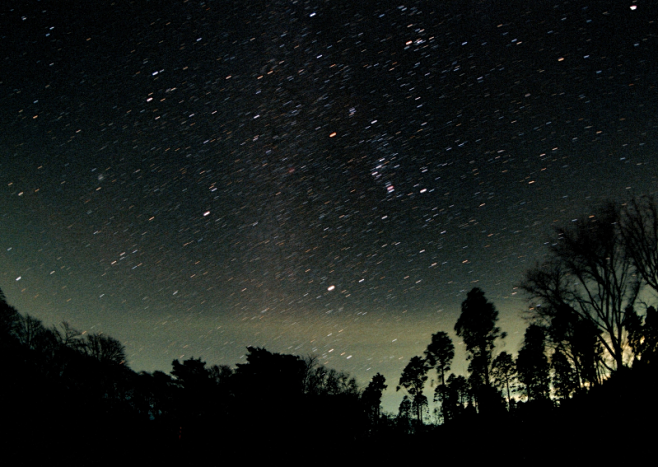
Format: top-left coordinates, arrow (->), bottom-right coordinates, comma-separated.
641,306 -> 658,366
448,374 -> 470,408
491,351 -> 516,409
52,321 -> 83,349
424,331 -> 454,389
83,332 -> 127,366
546,310 -> 605,389
516,324 -> 550,402
433,373 -> 466,422
234,346 -> 308,422
423,331 -> 454,420
302,354 -> 359,397
362,373 -> 387,425
397,356 -> 428,423
0,303 -> 19,341
626,305 -> 658,367
551,348 -> 578,400
397,395 -> 413,433
621,196 -> 658,294
0,295 -> 21,366
208,363 -> 234,386
17,314 -> 52,351
170,356 -> 217,437
455,288 -> 505,397
521,203 -> 640,372
172,357 -> 211,389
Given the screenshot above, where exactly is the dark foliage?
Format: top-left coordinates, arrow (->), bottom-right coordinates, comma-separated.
517,324 -> 551,402
362,372 -> 387,428
455,287 -> 506,412
397,355 -> 429,424
0,289 -> 371,464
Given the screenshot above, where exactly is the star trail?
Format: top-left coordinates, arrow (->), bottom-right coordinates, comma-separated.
1,0 -> 656,410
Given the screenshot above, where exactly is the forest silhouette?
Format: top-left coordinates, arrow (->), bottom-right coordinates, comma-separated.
2,197 -> 658,465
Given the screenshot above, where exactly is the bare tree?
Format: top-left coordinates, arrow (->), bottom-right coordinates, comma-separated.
621,195 -> 658,294
53,321 -> 83,349
303,354 -> 359,396
17,314 -> 52,351
521,203 -> 641,372
83,332 -> 127,366
0,294 -> 21,342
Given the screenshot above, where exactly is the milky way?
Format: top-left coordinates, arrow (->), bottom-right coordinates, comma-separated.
1,0 -> 656,411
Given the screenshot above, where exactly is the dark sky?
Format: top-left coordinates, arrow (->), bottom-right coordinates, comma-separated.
1,0 -> 656,411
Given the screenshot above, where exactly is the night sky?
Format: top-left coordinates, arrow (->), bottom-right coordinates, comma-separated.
1,0 -> 656,411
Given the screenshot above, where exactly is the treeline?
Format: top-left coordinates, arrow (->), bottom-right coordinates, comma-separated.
2,196 -> 658,464
0,290 -> 395,464
399,198 -> 658,420
390,197 -> 658,463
